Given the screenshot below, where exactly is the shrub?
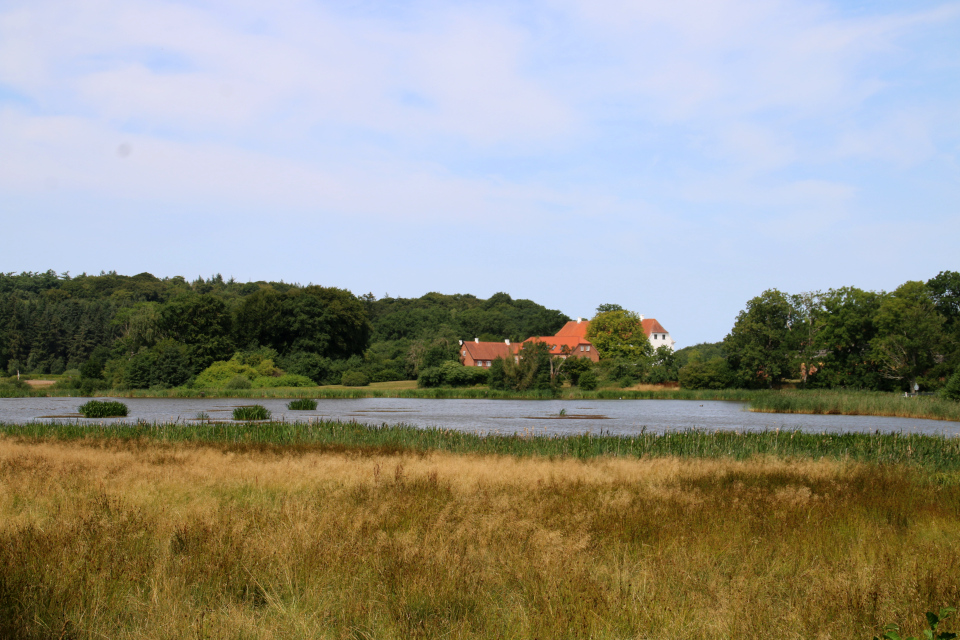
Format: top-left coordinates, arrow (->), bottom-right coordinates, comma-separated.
679,357 -> 735,390
341,371 -> 370,387
251,374 -> 315,388
578,370 -> 598,390
225,375 -> 253,389
419,362 -> 490,388
233,405 -> 270,420
287,398 -> 317,410
195,360 -> 259,388
417,367 -> 444,388
370,368 -> 404,383
78,400 -> 128,418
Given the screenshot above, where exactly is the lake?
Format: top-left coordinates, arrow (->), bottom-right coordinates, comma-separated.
2,397 -> 959,436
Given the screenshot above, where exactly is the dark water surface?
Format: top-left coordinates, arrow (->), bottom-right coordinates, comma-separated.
2,397 -> 959,436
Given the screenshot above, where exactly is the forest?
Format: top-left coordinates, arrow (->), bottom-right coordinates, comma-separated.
0,271 -> 569,391
1,270 -> 958,395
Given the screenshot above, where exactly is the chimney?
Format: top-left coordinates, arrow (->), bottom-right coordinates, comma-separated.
639,315 -> 644,321
459,340 -> 463,346
475,337 -> 479,343
505,339 -> 510,345
577,317 -> 582,323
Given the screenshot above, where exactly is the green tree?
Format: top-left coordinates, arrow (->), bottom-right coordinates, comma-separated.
928,270 -> 960,378
595,303 -> 623,314
810,287 -> 886,389
871,281 -> 946,392
724,289 -> 799,388
487,342 -> 557,392
586,309 -> 652,361
647,345 -> 679,383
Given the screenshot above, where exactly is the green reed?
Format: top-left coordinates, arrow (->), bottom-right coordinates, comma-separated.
4,420 -> 960,472
77,400 -> 128,418
287,398 -> 318,410
232,405 -> 270,421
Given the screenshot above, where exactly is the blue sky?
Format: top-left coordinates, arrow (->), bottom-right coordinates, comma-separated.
1,0 -> 958,347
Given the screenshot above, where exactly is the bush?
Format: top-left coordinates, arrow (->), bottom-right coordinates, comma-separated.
417,367 -> 443,388
78,400 -> 128,418
233,405 -> 270,420
578,370 -> 598,390
419,362 -> 489,388
251,374 -> 315,388
370,368 -> 404,383
225,375 -> 252,389
341,371 -> 370,387
943,370 -> 960,402
287,398 -> 317,410
194,360 -> 260,388
679,357 -> 735,390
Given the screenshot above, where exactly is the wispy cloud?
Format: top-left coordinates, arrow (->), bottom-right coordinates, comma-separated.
1,0 -> 958,344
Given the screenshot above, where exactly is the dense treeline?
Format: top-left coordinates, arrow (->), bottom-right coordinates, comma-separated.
0,271 -> 568,390
678,272 -> 960,394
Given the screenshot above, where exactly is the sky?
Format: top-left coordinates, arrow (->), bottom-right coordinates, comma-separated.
1,0 -> 958,347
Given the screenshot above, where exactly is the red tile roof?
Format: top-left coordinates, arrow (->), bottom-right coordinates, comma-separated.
641,318 -> 668,335
462,342 -> 512,361
555,320 -> 590,339
520,335 -> 591,353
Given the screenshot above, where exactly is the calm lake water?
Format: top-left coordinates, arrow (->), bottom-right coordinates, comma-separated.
1,397 -> 959,436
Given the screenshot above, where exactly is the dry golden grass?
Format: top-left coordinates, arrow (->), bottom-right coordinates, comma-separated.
2,437 -> 959,639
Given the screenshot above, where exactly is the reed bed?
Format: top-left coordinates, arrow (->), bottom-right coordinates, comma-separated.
750,390 -> 960,422
1,437 -> 959,639
3,420 -> 960,472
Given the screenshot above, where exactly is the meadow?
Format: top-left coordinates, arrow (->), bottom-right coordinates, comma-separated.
2,425 -> 960,639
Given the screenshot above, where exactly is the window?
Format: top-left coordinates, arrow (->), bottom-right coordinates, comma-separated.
476,362 -> 482,367
586,345 -> 591,351
462,350 -> 466,355
580,345 -> 584,352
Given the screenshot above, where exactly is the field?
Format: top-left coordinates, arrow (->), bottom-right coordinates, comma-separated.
2,422 -> 960,639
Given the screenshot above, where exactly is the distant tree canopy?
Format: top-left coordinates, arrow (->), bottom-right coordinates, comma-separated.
364,291 -> 568,343
706,272 -> 960,392
0,271 -> 569,389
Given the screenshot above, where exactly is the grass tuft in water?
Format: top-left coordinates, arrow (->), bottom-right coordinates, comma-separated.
77,400 -> 128,418
287,398 -> 317,410
232,405 -> 270,421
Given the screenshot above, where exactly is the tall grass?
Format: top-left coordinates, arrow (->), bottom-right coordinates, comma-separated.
1,437 -> 958,639
750,390 -> 960,422
4,420 -> 960,471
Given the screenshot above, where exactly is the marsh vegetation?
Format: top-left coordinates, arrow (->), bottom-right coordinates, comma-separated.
1,433 -> 958,639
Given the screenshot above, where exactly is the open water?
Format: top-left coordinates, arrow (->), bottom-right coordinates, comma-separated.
1,397 -> 959,436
